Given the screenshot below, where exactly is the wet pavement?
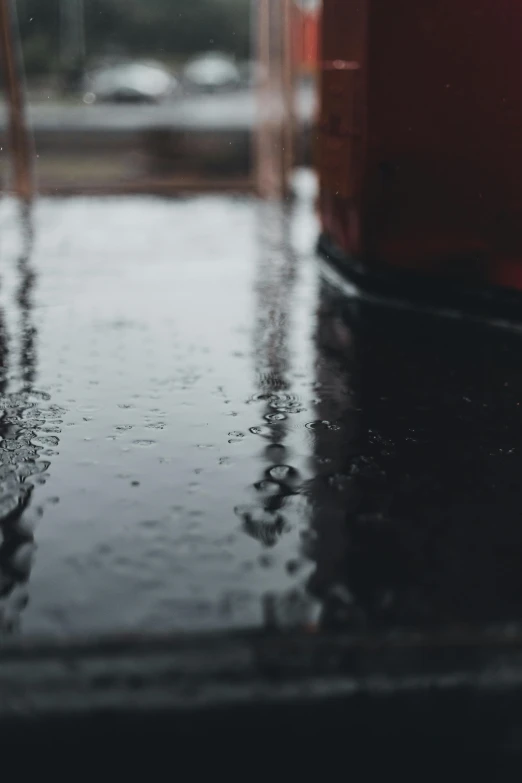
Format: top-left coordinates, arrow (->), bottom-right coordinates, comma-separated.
2,181 -> 522,641
0,187 -> 320,638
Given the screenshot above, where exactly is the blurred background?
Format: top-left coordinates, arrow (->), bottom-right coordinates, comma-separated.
0,0 -> 319,195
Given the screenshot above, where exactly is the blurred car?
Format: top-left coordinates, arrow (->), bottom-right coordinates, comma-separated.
182,53 -> 241,93
83,62 -> 178,104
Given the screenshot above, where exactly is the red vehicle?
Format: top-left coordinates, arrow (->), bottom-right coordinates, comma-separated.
318,0 -> 522,313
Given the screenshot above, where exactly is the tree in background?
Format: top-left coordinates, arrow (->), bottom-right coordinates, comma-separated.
16,0 -> 251,78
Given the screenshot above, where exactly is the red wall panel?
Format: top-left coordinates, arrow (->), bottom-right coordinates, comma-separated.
319,0 -> 522,289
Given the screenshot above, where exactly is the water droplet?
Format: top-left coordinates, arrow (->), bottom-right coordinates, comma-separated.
115,424 -> 133,431
305,420 -> 340,431
234,505 -> 288,547
37,435 -> 59,447
16,460 -> 50,478
268,464 -> 299,482
228,431 -> 245,443
254,479 -> 280,495
30,390 -> 51,401
249,425 -> 272,438
132,440 -> 156,447
270,399 -> 305,414
247,392 -> 273,404
264,412 -> 287,422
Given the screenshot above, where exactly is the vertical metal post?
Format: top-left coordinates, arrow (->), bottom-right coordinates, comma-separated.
0,0 -> 34,202
255,0 -> 272,198
281,0 -> 295,197
255,0 -> 295,200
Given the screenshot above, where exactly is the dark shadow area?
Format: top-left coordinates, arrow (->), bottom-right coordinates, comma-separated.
308,277 -> 522,633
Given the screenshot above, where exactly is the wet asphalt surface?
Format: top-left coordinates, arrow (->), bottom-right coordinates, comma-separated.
2,183 -> 522,641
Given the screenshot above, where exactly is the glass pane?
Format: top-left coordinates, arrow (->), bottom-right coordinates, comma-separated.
2,0 -> 255,194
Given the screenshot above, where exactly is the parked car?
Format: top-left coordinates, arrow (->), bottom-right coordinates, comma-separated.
182,53 -> 241,93
83,62 -> 178,104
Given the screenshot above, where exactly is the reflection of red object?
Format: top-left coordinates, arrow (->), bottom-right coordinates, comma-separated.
318,0 -> 522,293
292,6 -> 319,73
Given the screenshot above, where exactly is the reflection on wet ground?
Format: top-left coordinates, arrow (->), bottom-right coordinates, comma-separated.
0,203 -> 58,633
0,192 -> 320,637
2,187 -> 522,639
312,275 -> 522,632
